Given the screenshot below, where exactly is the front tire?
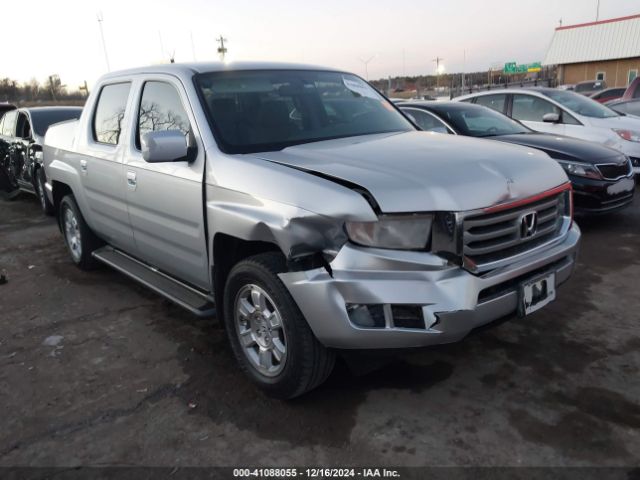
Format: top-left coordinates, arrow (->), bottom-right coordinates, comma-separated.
59,195 -> 102,270
223,252 -> 335,399
35,168 -> 54,216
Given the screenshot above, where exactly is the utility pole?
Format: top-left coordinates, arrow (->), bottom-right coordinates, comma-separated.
433,56 -> 444,88
596,0 -> 600,21
96,12 -> 110,72
217,35 -> 228,61
49,75 -> 57,101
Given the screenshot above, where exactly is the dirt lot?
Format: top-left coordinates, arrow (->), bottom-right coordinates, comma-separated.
0,192 -> 639,468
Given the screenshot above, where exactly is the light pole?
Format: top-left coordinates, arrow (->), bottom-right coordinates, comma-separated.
190,31 -> 197,61
96,12 -> 110,72
433,57 -> 444,88
359,55 -> 377,81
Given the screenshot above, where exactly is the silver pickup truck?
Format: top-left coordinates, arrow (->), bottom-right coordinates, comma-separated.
44,62 -> 581,398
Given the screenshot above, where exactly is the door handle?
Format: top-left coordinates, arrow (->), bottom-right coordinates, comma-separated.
80,159 -> 87,173
126,171 -> 137,190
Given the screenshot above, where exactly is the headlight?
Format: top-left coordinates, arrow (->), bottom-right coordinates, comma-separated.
613,129 -> 640,142
557,160 -> 602,179
345,214 -> 433,250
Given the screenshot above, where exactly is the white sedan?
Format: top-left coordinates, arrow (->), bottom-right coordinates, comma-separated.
455,88 -> 640,173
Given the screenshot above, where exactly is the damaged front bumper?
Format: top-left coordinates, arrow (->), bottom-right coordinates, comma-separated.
279,223 -> 581,349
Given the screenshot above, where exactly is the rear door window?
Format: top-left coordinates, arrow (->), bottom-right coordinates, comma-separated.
1,110 -> 17,137
16,112 -> 31,139
402,108 -> 450,133
474,94 -> 507,113
93,83 -> 132,145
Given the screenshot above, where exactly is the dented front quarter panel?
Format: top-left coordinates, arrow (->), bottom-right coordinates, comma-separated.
205,150 -> 378,263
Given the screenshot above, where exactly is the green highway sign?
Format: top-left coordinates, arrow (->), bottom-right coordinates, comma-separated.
503,62 -> 542,74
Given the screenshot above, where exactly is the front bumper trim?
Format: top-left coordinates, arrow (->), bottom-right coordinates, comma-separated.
280,223 -> 580,349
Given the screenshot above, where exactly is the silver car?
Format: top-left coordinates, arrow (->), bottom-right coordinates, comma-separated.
456,88 -> 640,173
44,63 -> 580,398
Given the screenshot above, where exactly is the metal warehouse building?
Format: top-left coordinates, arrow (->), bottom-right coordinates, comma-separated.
543,14 -> 640,87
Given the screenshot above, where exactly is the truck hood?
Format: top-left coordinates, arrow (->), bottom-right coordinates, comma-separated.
249,131 -> 567,213
493,133 -> 626,164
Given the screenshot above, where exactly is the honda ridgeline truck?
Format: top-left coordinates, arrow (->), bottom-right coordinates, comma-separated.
44,63 -> 581,398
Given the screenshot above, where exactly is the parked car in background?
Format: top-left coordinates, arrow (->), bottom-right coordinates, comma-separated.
456,88 -> 640,174
590,87 -> 626,104
0,103 -> 16,116
574,80 -> 606,96
43,62 -> 580,398
606,98 -> 640,117
620,76 -> 640,101
0,107 -> 82,209
401,101 -> 635,215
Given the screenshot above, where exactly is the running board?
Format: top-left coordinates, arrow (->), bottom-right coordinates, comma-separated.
92,246 -> 216,317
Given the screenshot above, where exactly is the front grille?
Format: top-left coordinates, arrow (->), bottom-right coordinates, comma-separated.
463,193 -> 564,267
596,162 -> 631,180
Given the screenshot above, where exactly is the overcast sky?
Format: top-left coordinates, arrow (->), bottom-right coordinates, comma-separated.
3,0 -> 638,89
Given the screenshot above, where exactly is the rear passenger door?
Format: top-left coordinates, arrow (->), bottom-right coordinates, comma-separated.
123,77 -> 209,290
81,82 -> 137,253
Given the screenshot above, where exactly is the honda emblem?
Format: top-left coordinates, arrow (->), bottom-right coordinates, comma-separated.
520,212 -> 538,238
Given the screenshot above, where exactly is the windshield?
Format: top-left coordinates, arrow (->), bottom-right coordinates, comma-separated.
541,90 -> 619,118
31,109 -> 82,136
431,105 -> 530,137
195,70 -> 414,153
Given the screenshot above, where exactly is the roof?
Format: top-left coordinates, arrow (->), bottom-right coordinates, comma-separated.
21,106 -> 83,113
101,61 -> 344,82
543,14 -> 640,65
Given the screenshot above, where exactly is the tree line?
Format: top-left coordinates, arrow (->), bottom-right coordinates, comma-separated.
0,75 -> 87,106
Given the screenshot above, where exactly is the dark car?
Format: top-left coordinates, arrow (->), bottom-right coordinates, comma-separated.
590,87 -> 626,104
0,103 -> 16,115
606,98 -> 640,117
574,80 -> 607,96
0,107 -> 82,211
400,102 -> 635,215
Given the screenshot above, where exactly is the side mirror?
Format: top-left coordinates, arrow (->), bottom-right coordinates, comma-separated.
543,112 -> 561,123
141,130 -> 188,163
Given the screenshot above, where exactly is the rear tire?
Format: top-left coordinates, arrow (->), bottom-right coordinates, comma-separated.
36,168 -> 54,216
59,195 -> 102,270
223,252 -> 335,399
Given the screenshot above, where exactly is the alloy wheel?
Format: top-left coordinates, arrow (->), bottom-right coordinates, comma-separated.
234,284 -> 287,377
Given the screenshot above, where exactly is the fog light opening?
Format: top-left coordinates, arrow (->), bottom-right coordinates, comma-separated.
346,304 -> 386,328
391,305 -> 426,329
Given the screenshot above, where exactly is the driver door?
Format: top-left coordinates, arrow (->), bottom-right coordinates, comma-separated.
123,77 -> 209,290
